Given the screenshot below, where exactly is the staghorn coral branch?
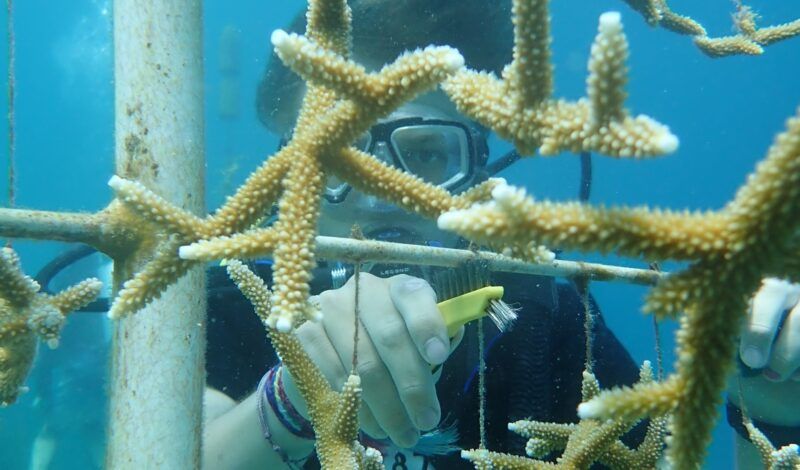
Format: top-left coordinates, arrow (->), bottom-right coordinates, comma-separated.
771,444 -> 800,469
508,0 -> 552,106
693,35 -> 763,58
443,7 -> 678,158
623,0 -> 800,58
587,12 -> 629,128
49,278 -> 104,315
0,247 -> 39,308
620,0 -> 662,27
461,448 -> 557,469
207,148 -> 292,236
104,152 -> 290,318
725,110 -> 800,255
179,227 -> 280,261
438,183 -> 731,262
561,107 -> 800,468
305,0 -> 350,55
473,365 -> 667,469
109,176 -> 205,239
223,259 -> 271,321
0,247 -> 101,405
579,375 -> 682,423
273,36 -> 463,118
103,158 -> 661,284
251,14 -> 465,332
327,147 -> 460,218
740,409 -> 800,469
225,260 -> 374,468
24,0 -> 789,466
273,31 -> 465,109
752,18 -> 800,46
559,418 -> 634,468
659,9 -> 705,36
108,237 -> 195,320
270,30 -> 372,102
267,151 -> 325,331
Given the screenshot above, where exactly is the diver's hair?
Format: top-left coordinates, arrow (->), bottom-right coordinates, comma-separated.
257,0 -> 513,134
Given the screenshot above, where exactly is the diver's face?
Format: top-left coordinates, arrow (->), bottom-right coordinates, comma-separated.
318,102 -> 468,246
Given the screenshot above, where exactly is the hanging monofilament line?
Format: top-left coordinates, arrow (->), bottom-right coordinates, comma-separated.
477,317 -> 487,450
350,224 -> 365,372
652,315 -> 664,380
6,0 -> 16,247
575,276 -> 595,372
649,262 -> 665,379
351,260 -> 361,372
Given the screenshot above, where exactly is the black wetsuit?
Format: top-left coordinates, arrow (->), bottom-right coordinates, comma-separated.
205,264 -> 645,469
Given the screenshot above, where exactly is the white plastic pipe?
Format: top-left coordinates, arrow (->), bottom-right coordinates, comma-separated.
314,236 -> 663,285
107,0 -> 206,467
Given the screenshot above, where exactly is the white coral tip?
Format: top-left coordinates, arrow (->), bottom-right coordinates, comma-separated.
599,12 -> 622,32
276,316 -> 293,333
270,29 -> 289,48
178,245 -> 199,260
346,374 -> 362,387
107,305 -> 121,320
442,48 -> 465,72
437,211 -> 460,230
108,175 -> 125,189
658,132 -> 680,154
577,400 -> 602,419
491,183 -> 521,202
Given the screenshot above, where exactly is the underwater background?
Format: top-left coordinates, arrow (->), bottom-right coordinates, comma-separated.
0,0 -> 798,468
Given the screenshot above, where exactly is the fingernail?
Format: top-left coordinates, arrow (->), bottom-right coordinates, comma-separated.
398,428 -> 419,448
425,337 -> 448,364
416,407 -> 440,430
763,368 -> 782,381
403,278 -> 427,292
742,346 -> 765,368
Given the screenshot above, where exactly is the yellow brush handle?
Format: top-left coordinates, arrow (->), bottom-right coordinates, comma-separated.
437,286 -> 504,337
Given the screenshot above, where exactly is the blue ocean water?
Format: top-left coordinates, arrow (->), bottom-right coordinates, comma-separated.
0,0 -> 797,468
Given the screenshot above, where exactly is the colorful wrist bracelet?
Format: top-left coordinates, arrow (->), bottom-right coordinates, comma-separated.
265,363 -> 315,440
256,366 -> 312,468
274,366 -> 316,438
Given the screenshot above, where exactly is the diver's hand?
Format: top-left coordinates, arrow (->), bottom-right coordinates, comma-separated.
284,273 -> 463,449
739,278 -> 800,381
730,278 -> 800,425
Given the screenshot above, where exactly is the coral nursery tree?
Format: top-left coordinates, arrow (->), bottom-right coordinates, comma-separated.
2,0 -> 799,468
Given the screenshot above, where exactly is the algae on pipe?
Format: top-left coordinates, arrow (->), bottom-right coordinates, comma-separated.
106,0 -> 206,467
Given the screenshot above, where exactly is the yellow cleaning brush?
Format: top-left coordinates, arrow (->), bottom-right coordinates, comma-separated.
432,261 -> 518,338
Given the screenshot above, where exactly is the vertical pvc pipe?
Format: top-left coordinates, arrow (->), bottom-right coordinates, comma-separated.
108,0 -> 206,467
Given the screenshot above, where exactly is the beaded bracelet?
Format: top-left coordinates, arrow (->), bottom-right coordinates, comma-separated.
273,366 -> 315,439
256,366 -> 312,468
266,364 -> 316,439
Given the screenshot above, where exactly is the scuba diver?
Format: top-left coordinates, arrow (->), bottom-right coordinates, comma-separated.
192,1 -> 800,469
201,2 -> 642,466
